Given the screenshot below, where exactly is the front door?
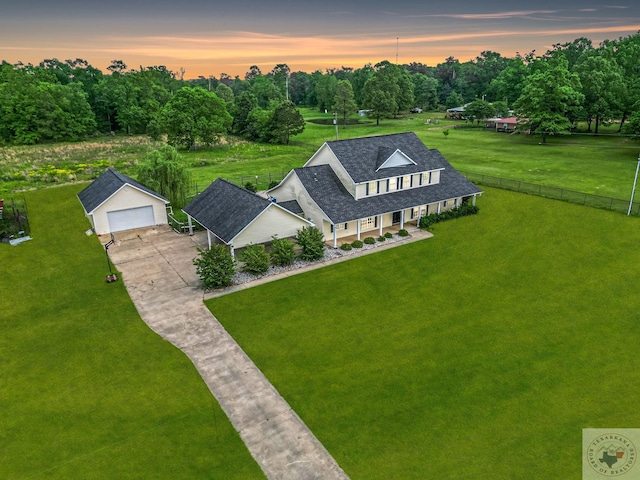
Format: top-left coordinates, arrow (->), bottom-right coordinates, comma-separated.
392,211 -> 401,225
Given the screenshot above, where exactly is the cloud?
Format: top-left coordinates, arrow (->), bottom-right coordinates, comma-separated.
409,10 -> 558,20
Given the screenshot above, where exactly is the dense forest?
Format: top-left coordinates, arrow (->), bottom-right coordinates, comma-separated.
2,32 -> 640,147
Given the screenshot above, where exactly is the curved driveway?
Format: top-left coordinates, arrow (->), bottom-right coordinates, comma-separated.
105,226 -> 350,480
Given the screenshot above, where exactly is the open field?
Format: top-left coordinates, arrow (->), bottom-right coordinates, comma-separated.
2,110 -> 639,201
207,187 -> 640,479
0,184 -> 263,479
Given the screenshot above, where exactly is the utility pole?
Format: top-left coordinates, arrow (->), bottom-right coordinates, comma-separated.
396,37 -> 399,64
627,153 -> 640,215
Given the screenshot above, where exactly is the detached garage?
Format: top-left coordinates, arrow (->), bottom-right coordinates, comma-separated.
78,168 -> 169,235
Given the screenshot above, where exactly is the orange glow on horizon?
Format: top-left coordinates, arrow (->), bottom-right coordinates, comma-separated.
2,23 -> 639,78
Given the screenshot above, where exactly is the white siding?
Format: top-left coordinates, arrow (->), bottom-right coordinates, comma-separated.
234,205 -> 309,248
91,186 -> 167,235
269,172 -> 328,233
305,144 -> 356,197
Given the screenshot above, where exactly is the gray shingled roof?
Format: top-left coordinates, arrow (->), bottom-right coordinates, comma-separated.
323,132 -> 446,183
277,199 -> 304,215
182,178 -> 272,244
295,159 -> 482,224
77,168 -> 168,213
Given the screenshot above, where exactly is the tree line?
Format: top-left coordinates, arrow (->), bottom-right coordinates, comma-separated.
2,31 -> 640,146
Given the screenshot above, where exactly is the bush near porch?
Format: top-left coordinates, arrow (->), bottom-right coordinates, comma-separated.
207,188 -> 640,479
0,184 -> 262,479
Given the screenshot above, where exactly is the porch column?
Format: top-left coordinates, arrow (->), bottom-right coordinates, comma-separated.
230,244 -> 235,258
187,215 -> 193,235
472,195 -> 477,206
207,230 -> 212,249
356,219 -> 361,240
333,227 -> 337,248
400,210 -> 405,230
437,202 -> 441,214
378,214 -> 383,236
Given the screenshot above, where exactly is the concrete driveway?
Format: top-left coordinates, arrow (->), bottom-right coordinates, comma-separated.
105,225 -> 349,480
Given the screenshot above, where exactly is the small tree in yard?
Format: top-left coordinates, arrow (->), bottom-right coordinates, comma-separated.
270,236 -> 296,266
239,244 -> 270,274
137,145 -> 191,208
296,226 -> 325,261
193,244 -> 236,289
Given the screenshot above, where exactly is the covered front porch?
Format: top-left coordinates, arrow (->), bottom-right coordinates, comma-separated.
327,223 -> 421,247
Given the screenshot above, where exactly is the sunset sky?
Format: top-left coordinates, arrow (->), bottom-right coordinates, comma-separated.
2,0 -> 640,78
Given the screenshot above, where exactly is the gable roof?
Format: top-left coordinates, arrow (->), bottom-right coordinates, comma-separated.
77,168 -> 168,214
375,148 -> 416,171
295,155 -> 482,224
321,132 -> 446,183
182,178 -> 273,244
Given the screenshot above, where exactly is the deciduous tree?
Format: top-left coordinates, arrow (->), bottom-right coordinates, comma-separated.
269,101 -> 305,144
160,87 -> 232,149
137,145 -> 191,207
514,57 -> 584,143
333,80 -> 357,128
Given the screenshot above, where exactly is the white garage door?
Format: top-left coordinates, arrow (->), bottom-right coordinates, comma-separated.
107,206 -> 155,232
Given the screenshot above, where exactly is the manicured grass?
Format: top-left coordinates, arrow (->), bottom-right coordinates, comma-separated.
417,127 -> 640,198
183,113 -> 640,200
0,184 -> 263,479
207,188 -> 640,479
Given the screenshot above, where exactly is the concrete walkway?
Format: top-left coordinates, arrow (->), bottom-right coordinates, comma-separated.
105,225 -> 432,479
106,226 -> 350,480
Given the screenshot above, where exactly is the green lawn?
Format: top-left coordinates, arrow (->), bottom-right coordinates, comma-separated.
183,112 -> 640,200
0,184 -> 263,479
207,188 -> 640,479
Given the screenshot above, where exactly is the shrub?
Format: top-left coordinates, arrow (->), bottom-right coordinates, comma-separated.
364,237 -> 376,245
239,244 -> 270,274
384,231 -> 393,239
398,229 -> 409,237
351,240 -> 364,248
244,181 -> 257,192
296,226 -> 325,261
418,203 -> 480,229
268,180 -> 280,189
193,244 -> 236,289
340,243 -> 353,251
377,235 -> 386,242
270,236 -> 296,266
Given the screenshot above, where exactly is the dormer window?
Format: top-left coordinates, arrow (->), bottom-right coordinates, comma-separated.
375,148 -> 417,171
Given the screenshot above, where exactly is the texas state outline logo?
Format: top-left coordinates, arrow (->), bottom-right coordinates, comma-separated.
583,429 -> 638,478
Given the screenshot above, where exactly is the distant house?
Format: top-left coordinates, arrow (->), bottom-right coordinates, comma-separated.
445,105 -> 467,120
495,117 -> 520,132
182,178 -> 313,256
268,132 -> 482,247
78,168 -> 169,235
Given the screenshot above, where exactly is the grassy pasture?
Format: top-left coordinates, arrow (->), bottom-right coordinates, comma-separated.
207,187 -> 640,479
3,110 -> 638,202
0,184 -> 263,479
